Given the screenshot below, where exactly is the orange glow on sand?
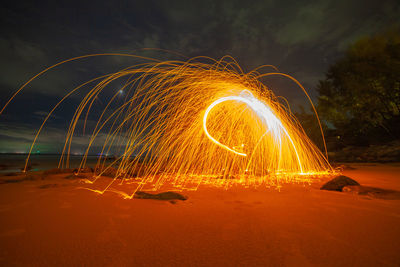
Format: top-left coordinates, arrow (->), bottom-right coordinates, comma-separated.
1,55 -> 335,198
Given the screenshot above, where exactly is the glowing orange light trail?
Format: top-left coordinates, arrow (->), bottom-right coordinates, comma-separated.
203,91 -> 303,174
1,55 -> 335,197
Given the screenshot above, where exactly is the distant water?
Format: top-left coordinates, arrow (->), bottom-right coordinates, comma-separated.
0,154 -> 107,173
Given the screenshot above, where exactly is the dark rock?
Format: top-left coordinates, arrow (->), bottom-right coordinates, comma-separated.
320,175 -> 360,191
328,140 -> 400,162
134,191 -> 187,201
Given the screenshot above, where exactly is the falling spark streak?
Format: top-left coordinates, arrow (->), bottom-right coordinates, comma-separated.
1,55 -> 335,197
203,91 -> 304,173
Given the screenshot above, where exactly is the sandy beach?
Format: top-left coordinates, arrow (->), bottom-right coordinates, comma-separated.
0,163 -> 399,266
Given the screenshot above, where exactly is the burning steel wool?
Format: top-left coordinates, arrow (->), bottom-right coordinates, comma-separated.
1,55 -> 334,198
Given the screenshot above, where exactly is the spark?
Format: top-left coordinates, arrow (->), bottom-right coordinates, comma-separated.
1,55 -> 335,198
203,90 -> 303,174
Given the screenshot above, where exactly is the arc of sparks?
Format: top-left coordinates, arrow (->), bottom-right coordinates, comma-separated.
0,53 -> 333,196
203,91 -> 304,173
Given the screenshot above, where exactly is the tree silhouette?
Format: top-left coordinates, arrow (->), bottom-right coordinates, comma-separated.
317,28 -> 400,145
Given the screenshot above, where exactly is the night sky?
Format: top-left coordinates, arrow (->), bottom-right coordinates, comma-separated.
0,0 -> 399,153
